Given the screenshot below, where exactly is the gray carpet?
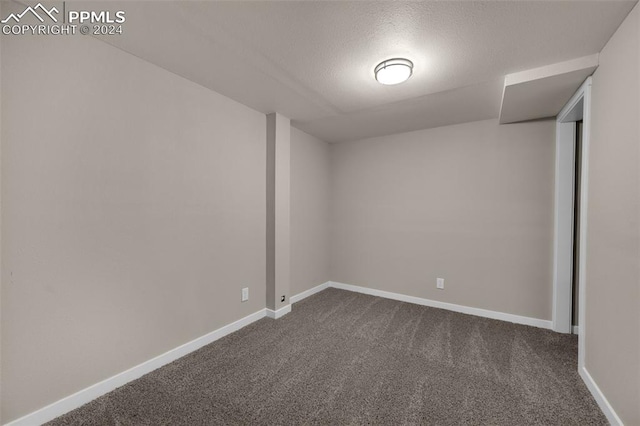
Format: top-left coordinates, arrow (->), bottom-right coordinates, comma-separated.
48,288 -> 607,425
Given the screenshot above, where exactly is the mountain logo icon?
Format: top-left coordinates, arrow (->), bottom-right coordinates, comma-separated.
1,3 -> 59,24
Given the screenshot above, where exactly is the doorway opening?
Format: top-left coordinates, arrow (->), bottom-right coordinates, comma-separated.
552,76 -> 591,370
571,120 -> 583,334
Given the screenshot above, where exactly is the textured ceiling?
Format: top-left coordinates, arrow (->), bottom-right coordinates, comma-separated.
92,1 -> 637,142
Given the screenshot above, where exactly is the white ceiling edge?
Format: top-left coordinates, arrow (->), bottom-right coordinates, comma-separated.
499,54 -> 599,124
504,54 -> 599,86
294,79 -> 504,143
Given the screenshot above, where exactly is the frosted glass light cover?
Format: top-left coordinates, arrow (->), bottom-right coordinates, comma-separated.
375,58 -> 413,85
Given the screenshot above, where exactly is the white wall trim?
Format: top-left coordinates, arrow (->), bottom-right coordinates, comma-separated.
294,281 -> 577,334
579,366 -> 623,425
290,282 -> 330,304
552,120 -> 576,333
4,309 -> 267,426
554,77 -> 592,369
4,277 -> 596,425
556,77 -> 592,370
328,281 -> 552,329
576,78 -> 591,372
294,281 -> 553,330
266,304 -> 291,319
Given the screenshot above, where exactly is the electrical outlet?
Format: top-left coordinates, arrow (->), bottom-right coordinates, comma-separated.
437,278 -> 445,290
241,287 -> 249,302
281,295 -> 285,302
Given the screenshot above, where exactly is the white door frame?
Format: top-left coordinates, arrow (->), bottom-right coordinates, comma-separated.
552,76 -> 591,370
552,113 -> 576,334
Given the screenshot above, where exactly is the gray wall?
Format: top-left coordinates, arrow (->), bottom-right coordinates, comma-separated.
329,119 -> 556,321
1,33 -> 266,422
290,128 -> 331,295
587,4 -> 639,424
266,113 -> 291,310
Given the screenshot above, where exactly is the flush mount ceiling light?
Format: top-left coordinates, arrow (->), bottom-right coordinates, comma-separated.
374,58 -> 414,85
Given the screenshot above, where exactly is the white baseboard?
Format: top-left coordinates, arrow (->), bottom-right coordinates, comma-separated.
328,281 -> 552,330
290,282 -> 330,304
5,309 -> 267,426
266,304 -> 291,319
579,366 -> 623,425
290,282 -> 619,423
3,281 -> 595,425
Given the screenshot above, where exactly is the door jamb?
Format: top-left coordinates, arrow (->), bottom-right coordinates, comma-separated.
553,76 -> 591,371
